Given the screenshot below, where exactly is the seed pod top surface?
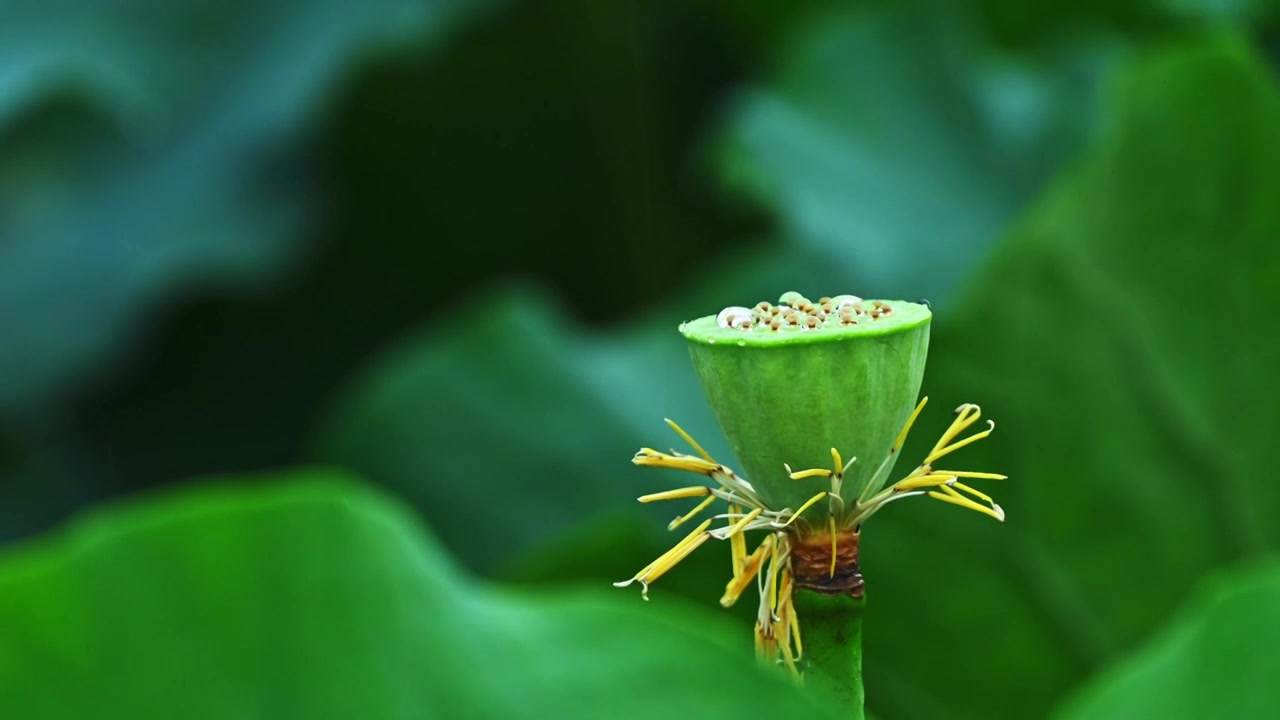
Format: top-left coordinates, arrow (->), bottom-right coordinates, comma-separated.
679,292 -> 930,511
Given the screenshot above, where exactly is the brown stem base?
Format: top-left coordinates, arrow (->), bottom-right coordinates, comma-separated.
789,529 -> 864,598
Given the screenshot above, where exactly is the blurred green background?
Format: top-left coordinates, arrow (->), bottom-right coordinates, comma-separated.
3,0 -> 1280,718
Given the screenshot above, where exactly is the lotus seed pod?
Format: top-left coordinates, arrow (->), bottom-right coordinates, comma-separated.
621,291 -> 1004,693
678,294 -> 929,511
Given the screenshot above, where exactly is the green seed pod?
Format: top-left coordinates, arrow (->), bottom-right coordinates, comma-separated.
678,294 -> 930,511
619,291 -> 1004,706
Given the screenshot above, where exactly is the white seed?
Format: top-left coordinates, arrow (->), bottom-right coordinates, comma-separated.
716,306 -> 755,329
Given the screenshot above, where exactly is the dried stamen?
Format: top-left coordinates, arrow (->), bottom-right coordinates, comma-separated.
851,401 -> 1005,527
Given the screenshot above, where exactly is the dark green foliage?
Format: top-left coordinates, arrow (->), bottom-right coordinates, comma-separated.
4,1 -> 1280,718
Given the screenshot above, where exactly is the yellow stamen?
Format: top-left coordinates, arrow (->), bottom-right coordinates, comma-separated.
898,463 -> 932,483
778,491 -> 830,528
787,467 -> 832,481
664,418 -> 713,462
931,470 -> 1007,480
779,624 -> 797,675
923,404 -> 989,465
786,447 -> 846,482
779,568 -> 793,611
723,508 -> 763,538
753,534 -> 789,668
858,396 -> 929,504
929,404 -> 980,454
755,622 -> 775,662
667,494 -> 717,530
615,518 -> 714,590
626,405 -> 1003,667
893,473 -> 956,493
721,535 -> 775,607
927,487 -> 1005,522
632,448 -> 720,474
951,482 -> 995,503
777,571 -> 798,676
892,396 -> 929,453
729,503 -> 747,575
641,530 -> 712,585
924,422 -> 994,466
829,514 -> 838,578
850,403 -> 1004,528
766,539 -> 779,613
638,486 -> 711,503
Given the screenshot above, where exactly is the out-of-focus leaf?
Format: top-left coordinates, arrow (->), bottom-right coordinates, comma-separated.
0,0 -> 494,415
1052,561 -> 1280,719
856,31 -> 1280,719
0,472 -> 837,720
310,285 -> 732,578
1157,0 -> 1274,23
956,1 -> 1274,53
718,3 -> 1124,303
687,0 -> 850,63
972,0 -> 1153,46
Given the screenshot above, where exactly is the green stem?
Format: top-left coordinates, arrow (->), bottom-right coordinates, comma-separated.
795,590 -> 866,717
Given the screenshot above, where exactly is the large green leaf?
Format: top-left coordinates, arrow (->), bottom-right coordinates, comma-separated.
0,471 -> 838,719
0,0 -> 492,414
856,31 -> 1280,719
718,3 -> 1123,303
1052,561 -> 1280,719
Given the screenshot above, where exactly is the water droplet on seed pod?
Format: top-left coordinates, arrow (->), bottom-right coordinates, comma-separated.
778,291 -> 807,308
830,294 -> 863,312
